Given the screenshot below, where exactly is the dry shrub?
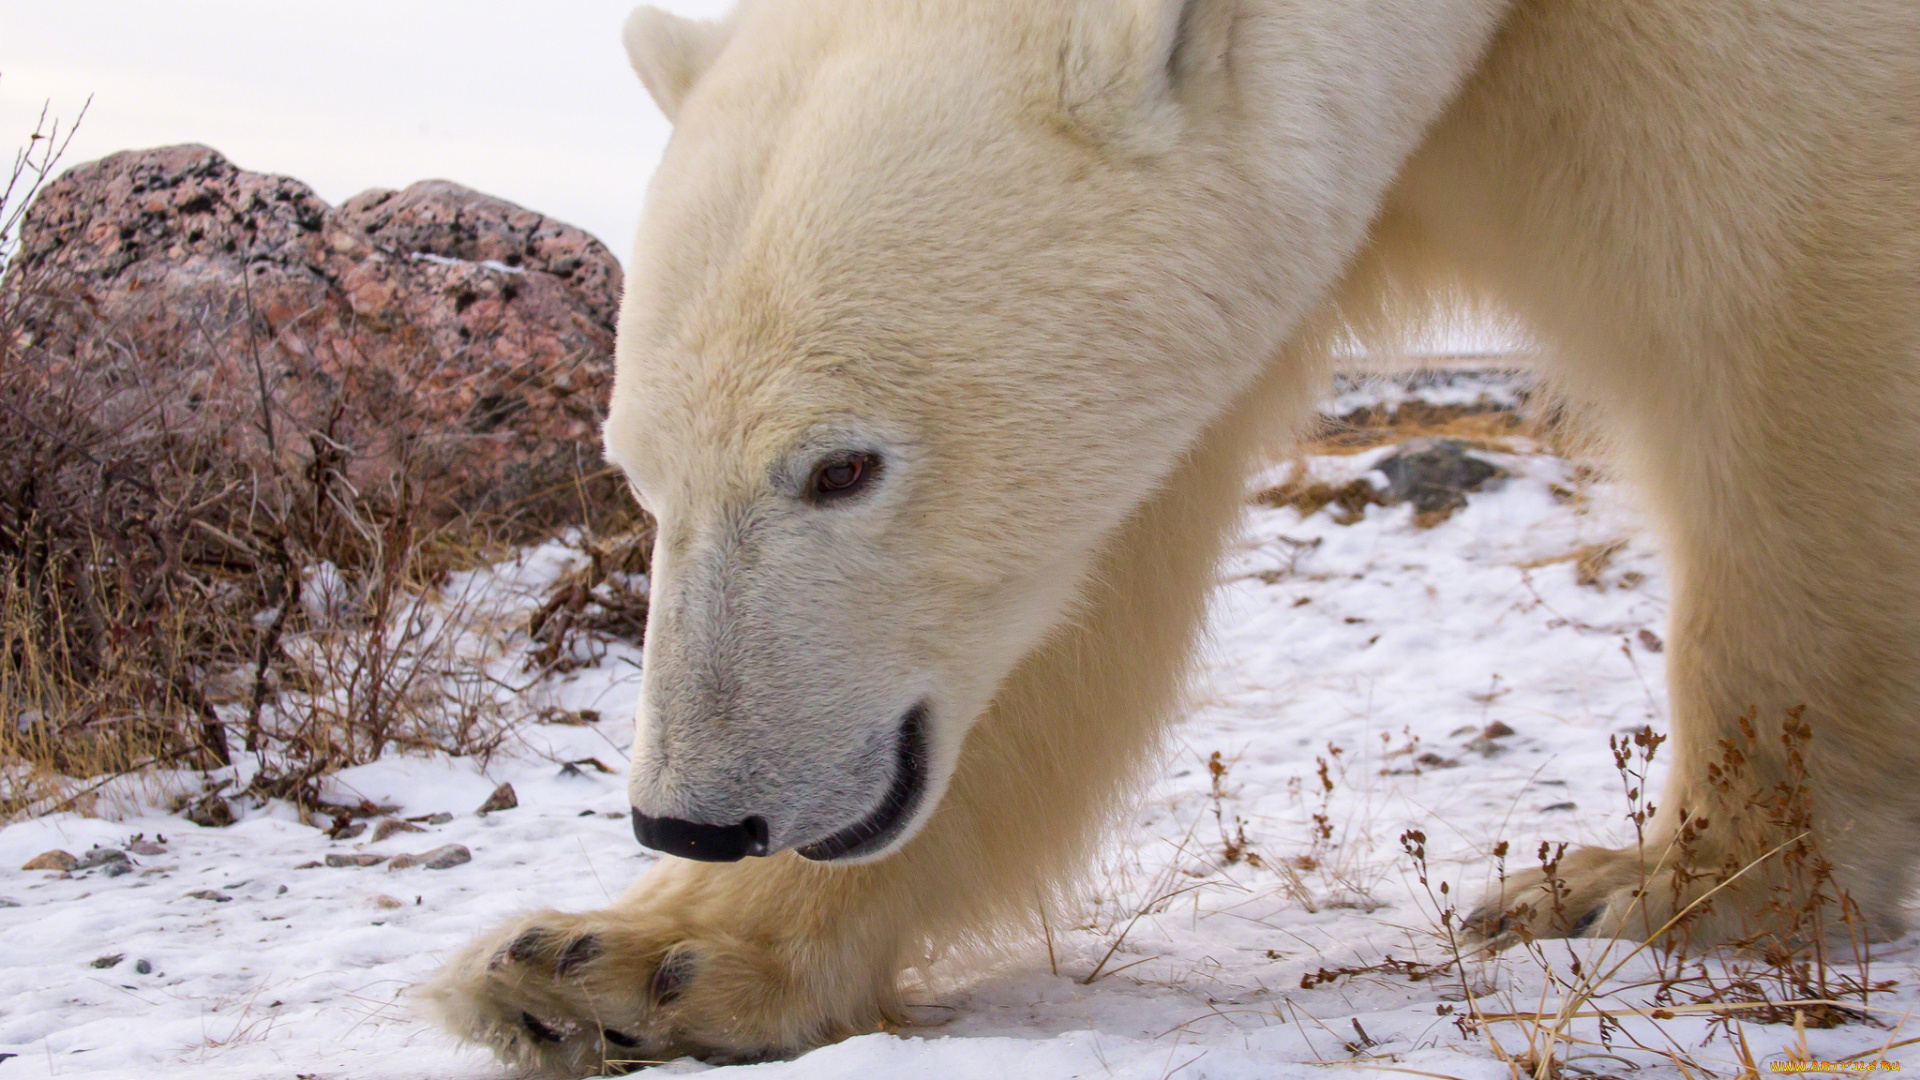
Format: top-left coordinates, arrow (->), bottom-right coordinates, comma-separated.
1646,712 -> 1889,1029
1381,717 -> 1895,1080
526,524 -> 654,675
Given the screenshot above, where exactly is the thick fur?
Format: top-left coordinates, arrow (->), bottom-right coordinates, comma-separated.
429,0 -> 1920,1071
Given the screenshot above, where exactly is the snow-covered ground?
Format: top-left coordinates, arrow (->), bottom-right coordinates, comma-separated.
3,373 -> 1914,1079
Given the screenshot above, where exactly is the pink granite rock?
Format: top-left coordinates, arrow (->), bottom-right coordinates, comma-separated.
9,145 -> 623,536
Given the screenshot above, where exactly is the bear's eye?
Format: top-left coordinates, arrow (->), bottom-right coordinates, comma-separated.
807,452 -> 879,502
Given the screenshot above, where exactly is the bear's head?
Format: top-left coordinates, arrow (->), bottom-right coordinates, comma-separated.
607,0 -> 1347,864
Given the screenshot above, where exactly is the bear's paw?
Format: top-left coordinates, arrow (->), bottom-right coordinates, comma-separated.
424,903 -> 884,1074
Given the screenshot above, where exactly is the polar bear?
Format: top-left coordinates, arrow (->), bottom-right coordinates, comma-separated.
429,0 -> 1920,1071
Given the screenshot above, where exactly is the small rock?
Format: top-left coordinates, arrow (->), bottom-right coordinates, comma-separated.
1481,721 -> 1516,739
1465,736 -> 1505,757
22,850 -> 77,872
325,853 -> 389,868
186,889 -> 232,902
127,838 -> 167,856
76,847 -> 130,870
422,844 -> 473,869
388,844 -> 472,871
1638,628 -> 1664,653
1374,438 -> 1505,517
369,894 -> 404,909
1414,752 -> 1461,769
134,959 -> 152,974
370,819 -> 426,843
1542,802 -> 1579,812
332,823 -> 367,841
475,783 -> 518,815
91,954 -> 124,969
293,861 -> 323,870
0,897 -> 19,908
102,862 -> 132,878
185,794 -> 235,829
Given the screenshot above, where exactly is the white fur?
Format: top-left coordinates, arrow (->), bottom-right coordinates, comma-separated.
430,1 -> 1920,1071
622,6 -> 736,121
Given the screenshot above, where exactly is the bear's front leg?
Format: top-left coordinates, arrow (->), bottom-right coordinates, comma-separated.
426,376 -> 1280,1075
425,853 -> 909,1072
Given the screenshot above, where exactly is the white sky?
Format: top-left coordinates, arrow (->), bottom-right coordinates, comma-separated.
0,1 -> 1515,354
0,1 -> 738,263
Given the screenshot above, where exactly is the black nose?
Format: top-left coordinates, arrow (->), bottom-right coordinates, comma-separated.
631,810 -> 770,862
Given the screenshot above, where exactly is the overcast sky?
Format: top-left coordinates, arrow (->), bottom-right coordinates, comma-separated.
1,1 -> 737,263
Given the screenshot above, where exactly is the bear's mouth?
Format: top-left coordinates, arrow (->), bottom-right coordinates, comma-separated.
796,703 -> 929,862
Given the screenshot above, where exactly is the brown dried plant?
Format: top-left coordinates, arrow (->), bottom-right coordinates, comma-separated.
0,103 -> 648,823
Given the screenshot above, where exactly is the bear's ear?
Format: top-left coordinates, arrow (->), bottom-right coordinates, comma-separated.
1164,0 -> 1235,89
624,6 -> 734,122
1060,0 -> 1235,142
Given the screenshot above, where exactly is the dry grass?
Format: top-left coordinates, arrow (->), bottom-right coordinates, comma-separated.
1300,371 -> 1583,459
1310,399 -> 1542,456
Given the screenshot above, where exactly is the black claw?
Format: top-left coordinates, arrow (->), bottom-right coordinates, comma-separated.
650,952 -> 694,1007
603,1028 -> 641,1048
1464,906 -> 1494,935
507,929 -> 551,965
1569,905 -> 1604,936
520,1012 -> 563,1044
557,934 -> 602,976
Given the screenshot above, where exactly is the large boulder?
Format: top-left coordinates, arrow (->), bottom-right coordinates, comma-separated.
7,144 -> 624,535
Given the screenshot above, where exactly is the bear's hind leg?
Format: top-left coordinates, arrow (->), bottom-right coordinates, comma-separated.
1469,316 -> 1920,951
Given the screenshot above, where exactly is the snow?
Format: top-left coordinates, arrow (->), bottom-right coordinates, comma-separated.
3,373 -> 1914,1080
407,251 -> 529,275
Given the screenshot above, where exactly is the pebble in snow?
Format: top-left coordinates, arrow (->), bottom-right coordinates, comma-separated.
76,848 -> 130,871
387,845 -> 471,870
22,851 -> 77,872
370,819 -> 426,842
475,783 -> 518,815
